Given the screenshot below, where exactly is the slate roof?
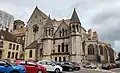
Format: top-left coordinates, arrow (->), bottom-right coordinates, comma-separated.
26,40 -> 37,49
44,15 -> 53,28
70,8 -> 81,24
0,30 -> 17,43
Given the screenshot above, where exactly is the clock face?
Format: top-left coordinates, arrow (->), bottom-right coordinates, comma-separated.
32,24 -> 39,33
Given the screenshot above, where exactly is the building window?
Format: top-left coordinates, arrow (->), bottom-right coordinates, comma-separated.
13,44 -> 15,50
53,50 -> 55,53
65,30 -> 67,36
58,45 -> 60,52
59,31 -> 61,37
0,41 -> 3,48
76,25 -> 79,32
63,57 -> 66,62
11,52 -> 14,58
49,29 -> 51,36
29,50 -> 32,58
62,43 -> 64,52
15,52 -> 18,59
88,44 -> 95,55
55,57 -> 57,61
7,52 -> 11,58
45,29 -> 47,36
40,49 -> 43,56
16,45 -> 19,50
59,57 -> 61,62
62,29 -> 64,36
72,25 -> 75,32
99,45 -> 103,55
66,44 -> 68,52
9,43 -> 12,49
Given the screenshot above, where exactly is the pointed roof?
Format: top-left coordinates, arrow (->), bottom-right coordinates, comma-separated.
45,15 -> 53,28
70,8 -> 81,24
27,6 -> 48,23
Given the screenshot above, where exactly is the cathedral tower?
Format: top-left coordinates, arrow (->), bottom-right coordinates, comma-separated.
69,8 -> 83,63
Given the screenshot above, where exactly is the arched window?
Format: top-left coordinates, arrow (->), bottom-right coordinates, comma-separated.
62,29 -> 64,36
59,57 -> 61,62
65,30 -> 67,36
49,29 -> 51,36
58,45 -> 60,52
29,50 -> 32,58
66,44 -> 68,52
45,29 -> 47,36
76,24 -> 79,32
99,45 -> 103,55
63,57 -> 66,62
55,57 -> 57,61
59,31 -> 61,37
88,44 -> 95,55
72,25 -> 75,32
62,43 -> 64,52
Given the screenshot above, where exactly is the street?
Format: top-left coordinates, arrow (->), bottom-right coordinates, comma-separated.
63,68 -> 120,73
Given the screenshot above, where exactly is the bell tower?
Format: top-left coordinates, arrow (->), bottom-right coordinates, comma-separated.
69,8 -> 83,63
42,15 -> 54,60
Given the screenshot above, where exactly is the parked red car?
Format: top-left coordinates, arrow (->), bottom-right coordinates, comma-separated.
15,60 -> 46,73
71,62 -> 80,71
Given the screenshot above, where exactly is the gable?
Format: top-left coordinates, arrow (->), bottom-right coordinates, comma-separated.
54,20 -> 69,38
27,7 -> 48,25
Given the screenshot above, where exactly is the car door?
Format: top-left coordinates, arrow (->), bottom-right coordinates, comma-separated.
46,61 -> 55,72
26,62 -> 38,73
0,61 -> 12,73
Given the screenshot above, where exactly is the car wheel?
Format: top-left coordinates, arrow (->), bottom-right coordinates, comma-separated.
55,68 -> 60,73
37,70 -> 43,73
69,68 -> 73,72
11,71 -> 19,73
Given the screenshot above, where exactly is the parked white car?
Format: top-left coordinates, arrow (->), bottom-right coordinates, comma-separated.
84,63 -> 97,69
37,60 -> 63,73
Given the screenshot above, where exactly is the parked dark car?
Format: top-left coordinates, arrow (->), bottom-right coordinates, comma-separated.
71,62 -> 80,71
53,61 -> 75,72
102,63 -> 112,70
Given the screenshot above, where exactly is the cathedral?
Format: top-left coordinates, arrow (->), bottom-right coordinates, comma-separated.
25,6 -> 115,63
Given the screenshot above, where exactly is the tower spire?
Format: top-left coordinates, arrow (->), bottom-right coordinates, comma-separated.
45,15 -> 53,28
70,8 -> 80,24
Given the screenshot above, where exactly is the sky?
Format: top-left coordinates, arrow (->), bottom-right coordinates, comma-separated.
0,0 -> 120,52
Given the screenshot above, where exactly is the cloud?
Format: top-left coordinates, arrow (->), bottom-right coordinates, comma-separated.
0,0 -> 120,52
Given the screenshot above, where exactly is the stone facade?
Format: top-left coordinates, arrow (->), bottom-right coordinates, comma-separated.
25,7 -> 115,63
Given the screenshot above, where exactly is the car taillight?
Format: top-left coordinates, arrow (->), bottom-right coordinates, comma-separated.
75,64 -> 79,66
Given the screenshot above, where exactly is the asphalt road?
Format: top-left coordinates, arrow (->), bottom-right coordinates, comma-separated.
63,68 -> 120,73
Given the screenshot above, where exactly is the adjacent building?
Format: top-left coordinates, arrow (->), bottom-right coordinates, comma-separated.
11,20 -> 26,60
0,10 -> 14,31
25,7 -> 115,63
0,29 -> 22,62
